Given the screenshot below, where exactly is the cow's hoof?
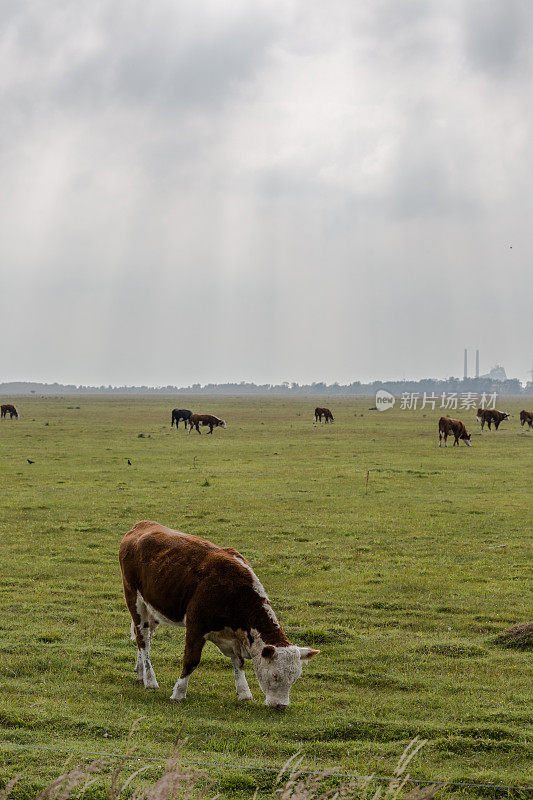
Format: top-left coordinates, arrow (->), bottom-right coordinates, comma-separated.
170,694 -> 186,702
238,694 -> 253,702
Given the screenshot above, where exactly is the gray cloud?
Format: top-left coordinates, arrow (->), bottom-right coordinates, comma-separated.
0,0 -> 531,386
462,0 -> 532,77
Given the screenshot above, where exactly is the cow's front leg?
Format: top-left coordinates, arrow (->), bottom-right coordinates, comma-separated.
171,630 -> 205,701
231,656 -> 253,701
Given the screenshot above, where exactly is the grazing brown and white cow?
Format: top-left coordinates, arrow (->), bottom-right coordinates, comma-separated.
1,404 -> 18,419
314,407 -> 334,423
119,521 -> 319,708
188,413 -> 226,434
438,417 -> 471,447
476,408 -> 509,430
519,410 -> 533,429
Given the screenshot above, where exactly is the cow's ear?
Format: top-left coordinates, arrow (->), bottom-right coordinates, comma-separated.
298,647 -> 320,660
262,645 -> 276,660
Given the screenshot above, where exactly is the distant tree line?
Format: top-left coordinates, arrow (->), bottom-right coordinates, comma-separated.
1,377 -> 531,396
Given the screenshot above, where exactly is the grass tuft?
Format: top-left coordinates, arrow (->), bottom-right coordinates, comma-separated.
493,622 -> 533,650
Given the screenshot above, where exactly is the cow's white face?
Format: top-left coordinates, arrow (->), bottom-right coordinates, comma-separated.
219,420 -> 227,428
252,645 -> 318,709
464,436 -> 472,446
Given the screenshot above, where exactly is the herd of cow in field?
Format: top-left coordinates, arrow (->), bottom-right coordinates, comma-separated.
439,407 -> 532,446
2,398 -> 532,709
167,404 -> 533,446
2,402 -> 533,437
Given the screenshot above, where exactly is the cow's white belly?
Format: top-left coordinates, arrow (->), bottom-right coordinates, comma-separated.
205,627 -> 251,659
138,593 -> 186,627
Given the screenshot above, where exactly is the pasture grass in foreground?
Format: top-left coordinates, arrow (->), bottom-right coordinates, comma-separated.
0,396 -> 531,798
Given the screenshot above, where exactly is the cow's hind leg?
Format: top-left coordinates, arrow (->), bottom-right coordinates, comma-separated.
170,627 -> 205,701
126,590 -> 160,689
129,621 -> 144,682
137,598 -> 160,689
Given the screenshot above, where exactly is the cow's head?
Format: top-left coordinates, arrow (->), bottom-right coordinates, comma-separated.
252,644 -> 319,710
462,433 -> 472,446
476,408 -> 483,419
502,412 -> 510,420
218,419 -> 227,428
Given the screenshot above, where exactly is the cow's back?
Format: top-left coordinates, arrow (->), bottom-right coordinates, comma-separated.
439,417 -> 463,435
191,413 -> 219,424
119,521 -> 248,625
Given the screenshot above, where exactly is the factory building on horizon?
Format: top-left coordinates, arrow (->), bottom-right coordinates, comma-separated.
463,349 -> 507,382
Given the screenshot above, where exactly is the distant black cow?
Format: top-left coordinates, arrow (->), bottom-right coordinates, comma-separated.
476,408 -> 509,430
1,404 -> 18,419
171,409 -> 192,429
520,410 -> 533,429
314,407 -> 334,423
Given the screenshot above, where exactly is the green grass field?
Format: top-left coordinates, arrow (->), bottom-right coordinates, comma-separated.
0,396 -> 531,798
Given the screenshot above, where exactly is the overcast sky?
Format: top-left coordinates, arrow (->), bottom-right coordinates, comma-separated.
1,0 -> 531,386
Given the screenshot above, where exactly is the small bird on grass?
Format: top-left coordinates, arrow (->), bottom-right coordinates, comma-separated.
127,459 -> 132,466
27,459 -> 35,464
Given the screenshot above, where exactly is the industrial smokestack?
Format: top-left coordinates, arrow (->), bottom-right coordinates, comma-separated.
464,349 -> 468,380
475,349 -> 479,379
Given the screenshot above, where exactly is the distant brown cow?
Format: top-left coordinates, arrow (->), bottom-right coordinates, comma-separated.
520,410 -> 533,429
188,413 -> 226,435
314,407 -> 334,423
438,417 -> 471,447
1,404 -> 18,419
476,408 -> 509,430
